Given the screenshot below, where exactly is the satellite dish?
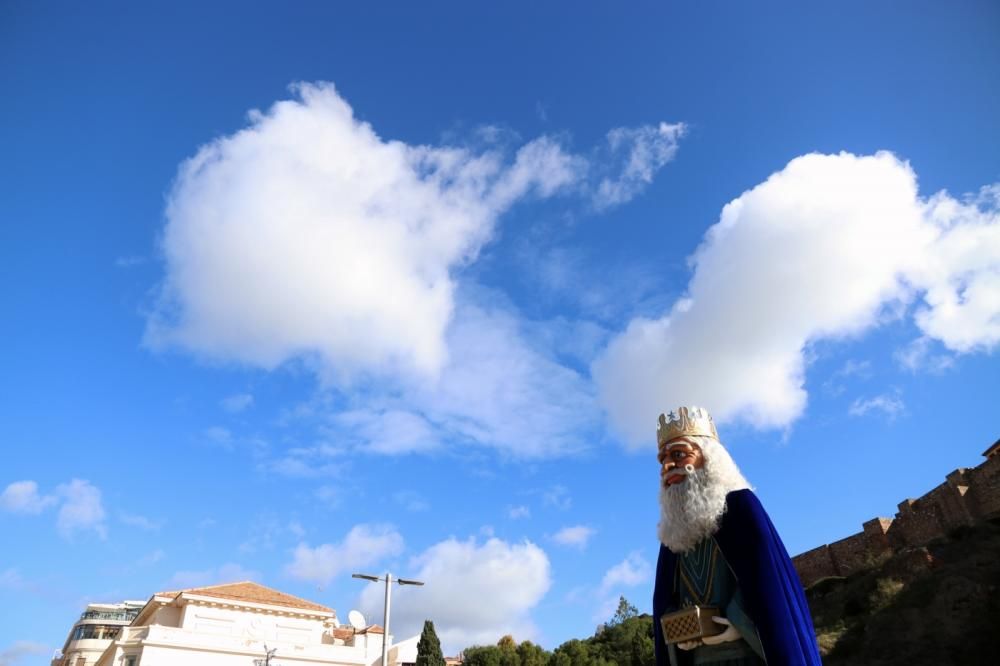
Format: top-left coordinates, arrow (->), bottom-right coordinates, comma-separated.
348,610 -> 366,629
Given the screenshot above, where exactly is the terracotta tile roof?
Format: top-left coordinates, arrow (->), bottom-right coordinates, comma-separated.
331,627 -> 356,640
154,581 -> 332,613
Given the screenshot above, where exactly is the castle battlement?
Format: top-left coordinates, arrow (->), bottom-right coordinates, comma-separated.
793,438 -> 1000,588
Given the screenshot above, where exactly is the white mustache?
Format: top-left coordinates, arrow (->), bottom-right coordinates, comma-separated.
664,464 -> 696,480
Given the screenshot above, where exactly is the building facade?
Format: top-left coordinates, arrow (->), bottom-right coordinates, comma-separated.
49,582 -> 410,666
53,601 -> 145,666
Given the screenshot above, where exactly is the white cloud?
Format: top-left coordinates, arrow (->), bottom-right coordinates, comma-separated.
894,337 -> 954,373
592,552 -> 653,621
314,485 -> 341,507
138,549 -> 166,566
392,491 -> 429,512
542,485 -> 572,510
167,562 -> 260,589
914,185 -> 1000,351
285,524 -> 404,587
849,392 -> 905,420
239,513 -> 300,554
404,304 -> 598,457
822,359 -> 873,396
0,481 -> 55,514
332,409 -> 439,455
120,512 -> 161,531
114,255 -> 145,268
834,359 -> 872,380
508,505 -> 531,520
268,444 -> 342,478
0,569 -> 26,590
55,479 -> 107,540
359,536 -> 550,654
551,525 -> 595,549
0,641 -> 50,666
146,82 -> 587,380
594,152 -> 1000,446
0,569 -> 47,596
221,393 -> 254,413
283,301 -> 599,459
204,426 -> 233,446
288,521 -> 306,538
593,122 -> 686,209
600,551 -> 652,593
146,82 -> 677,459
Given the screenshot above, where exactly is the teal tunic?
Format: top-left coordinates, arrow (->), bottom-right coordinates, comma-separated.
668,537 -> 766,666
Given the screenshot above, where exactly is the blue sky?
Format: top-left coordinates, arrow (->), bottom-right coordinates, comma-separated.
2,1 -> 999,661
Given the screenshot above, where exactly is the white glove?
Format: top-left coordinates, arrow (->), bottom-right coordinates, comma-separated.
701,617 -> 742,645
676,640 -> 700,651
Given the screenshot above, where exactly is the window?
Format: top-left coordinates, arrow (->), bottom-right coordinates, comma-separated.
71,624 -> 122,640
124,656 -> 137,666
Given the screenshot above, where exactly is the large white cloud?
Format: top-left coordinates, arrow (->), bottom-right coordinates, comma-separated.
594,152 -> 1000,446
286,524 -> 404,587
359,536 -> 550,654
147,82 -> 678,384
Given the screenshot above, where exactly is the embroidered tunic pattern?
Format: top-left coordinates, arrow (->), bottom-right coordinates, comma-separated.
668,537 -> 765,666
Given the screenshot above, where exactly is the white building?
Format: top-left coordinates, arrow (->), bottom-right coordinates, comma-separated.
53,600 -> 145,666
53,581 -> 415,666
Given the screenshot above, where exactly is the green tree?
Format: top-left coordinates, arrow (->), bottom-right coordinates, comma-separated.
611,596 -> 639,625
462,645 -> 502,666
416,620 -> 445,666
497,634 -> 518,666
515,640 -> 550,666
551,639 -> 594,665
461,598 -> 654,666
629,626 -> 655,666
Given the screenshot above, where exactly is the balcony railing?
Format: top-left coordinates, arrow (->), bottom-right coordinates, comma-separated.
80,610 -> 140,622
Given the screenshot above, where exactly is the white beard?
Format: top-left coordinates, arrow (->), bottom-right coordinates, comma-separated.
657,437 -> 751,553
657,469 -> 729,553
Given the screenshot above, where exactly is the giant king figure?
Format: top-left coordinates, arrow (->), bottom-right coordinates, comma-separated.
653,406 -> 822,665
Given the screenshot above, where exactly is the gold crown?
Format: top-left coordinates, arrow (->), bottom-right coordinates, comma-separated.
657,406 -> 719,447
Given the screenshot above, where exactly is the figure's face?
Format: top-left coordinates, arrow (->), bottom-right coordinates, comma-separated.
658,438 -> 704,487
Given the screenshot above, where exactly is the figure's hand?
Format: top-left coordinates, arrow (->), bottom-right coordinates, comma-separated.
676,640 -> 700,651
701,617 -> 742,645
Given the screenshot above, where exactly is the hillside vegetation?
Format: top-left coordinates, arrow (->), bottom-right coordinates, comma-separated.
807,517 -> 1000,665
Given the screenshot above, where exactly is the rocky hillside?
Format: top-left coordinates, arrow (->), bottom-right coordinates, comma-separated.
806,517 -> 1000,665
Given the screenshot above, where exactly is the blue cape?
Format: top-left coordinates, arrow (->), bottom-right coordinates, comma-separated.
652,489 -> 822,665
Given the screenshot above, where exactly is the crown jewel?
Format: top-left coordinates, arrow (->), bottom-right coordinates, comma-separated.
657,406 -> 719,446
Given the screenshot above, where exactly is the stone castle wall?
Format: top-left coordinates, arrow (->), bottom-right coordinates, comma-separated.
793,444 -> 1000,587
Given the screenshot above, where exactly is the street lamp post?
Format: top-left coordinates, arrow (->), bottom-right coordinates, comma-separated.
352,572 -> 424,666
